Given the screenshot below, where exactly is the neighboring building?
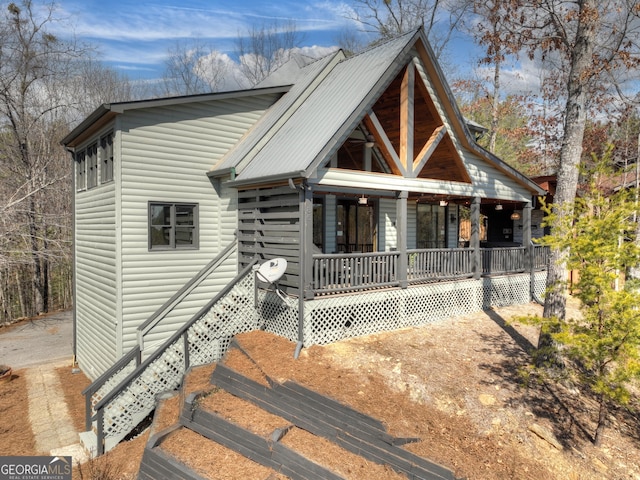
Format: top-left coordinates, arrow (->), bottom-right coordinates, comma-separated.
64,27 -> 545,381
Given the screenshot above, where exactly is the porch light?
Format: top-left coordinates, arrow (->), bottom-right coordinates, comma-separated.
510,211 -> 521,220
365,134 -> 375,148
495,204 -> 503,210
358,195 -> 368,205
439,200 -> 448,207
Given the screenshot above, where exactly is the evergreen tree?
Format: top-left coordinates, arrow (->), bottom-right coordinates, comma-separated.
528,147 -> 640,445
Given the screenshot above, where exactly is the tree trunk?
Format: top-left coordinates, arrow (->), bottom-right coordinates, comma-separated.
488,57 -> 500,154
28,195 -> 45,315
543,0 -> 598,320
594,394 -> 607,446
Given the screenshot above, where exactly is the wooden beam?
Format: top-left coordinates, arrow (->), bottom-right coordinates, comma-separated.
400,65 -> 414,172
363,113 -> 404,176
412,125 -> 447,177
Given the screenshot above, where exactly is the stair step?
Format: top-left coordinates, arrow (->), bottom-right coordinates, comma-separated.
210,363 -> 456,480
181,394 -> 344,480
139,426 -> 285,480
193,388 -> 410,479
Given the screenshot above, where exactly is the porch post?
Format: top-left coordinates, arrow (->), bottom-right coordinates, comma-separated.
523,200 -> 534,299
295,182 -> 312,358
470,196 -> 481,279
397,190 -> 408,288
523,201 -> 532,260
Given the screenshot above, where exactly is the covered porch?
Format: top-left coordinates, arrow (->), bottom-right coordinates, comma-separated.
311,244 -> 549,295
306,185 -> 547,296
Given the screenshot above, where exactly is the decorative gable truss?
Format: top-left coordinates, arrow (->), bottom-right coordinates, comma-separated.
336,58 -> 472,185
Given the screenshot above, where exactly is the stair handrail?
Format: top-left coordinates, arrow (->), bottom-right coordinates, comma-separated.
82,238 -> 237,429
90,257 -> 261,454
137,238 -> 238,350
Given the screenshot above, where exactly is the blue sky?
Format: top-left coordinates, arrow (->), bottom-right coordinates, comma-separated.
55,1 -> 371,81
48,1 -> 541,95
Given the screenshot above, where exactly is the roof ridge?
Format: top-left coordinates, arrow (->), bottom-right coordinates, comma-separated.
340,27 -> 421,62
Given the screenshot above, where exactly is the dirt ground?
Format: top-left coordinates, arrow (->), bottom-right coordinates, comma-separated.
1,300 -> 639,479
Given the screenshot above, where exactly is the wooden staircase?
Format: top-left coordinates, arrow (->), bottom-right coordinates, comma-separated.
137,333 -> 458,480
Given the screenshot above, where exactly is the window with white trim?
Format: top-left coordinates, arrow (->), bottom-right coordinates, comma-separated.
149,202 -> 199,250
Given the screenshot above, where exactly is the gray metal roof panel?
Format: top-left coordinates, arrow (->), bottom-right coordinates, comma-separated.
212,51 -> 344,173
234,30 -> 420,182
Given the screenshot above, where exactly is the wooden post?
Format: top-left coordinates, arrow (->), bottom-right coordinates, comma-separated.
471,197 -> 481,279
397,191 -> 408,288
298,184 -> 313,356
523,200 -> 534,299
523,201 -> 532,265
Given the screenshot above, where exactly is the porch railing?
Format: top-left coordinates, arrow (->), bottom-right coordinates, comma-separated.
408,247 -> 473,281
312,245 -> 550,295
312,251 -> 399,294
481,246 -> 527,275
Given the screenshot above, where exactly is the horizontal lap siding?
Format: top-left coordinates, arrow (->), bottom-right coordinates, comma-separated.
119,96 -> 274,353
75,184 -> 118,380
379,199 -> 397,251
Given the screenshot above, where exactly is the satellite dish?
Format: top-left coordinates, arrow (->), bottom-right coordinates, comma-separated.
256,258 -> 287,284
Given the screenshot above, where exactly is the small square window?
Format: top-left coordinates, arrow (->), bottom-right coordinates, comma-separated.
149,202 -> 198,250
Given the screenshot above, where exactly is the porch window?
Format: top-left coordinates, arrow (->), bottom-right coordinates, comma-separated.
149,202 -> 198,250
100,132 -> 114,183
416,203 -> 446,248
336,199 -> 375,253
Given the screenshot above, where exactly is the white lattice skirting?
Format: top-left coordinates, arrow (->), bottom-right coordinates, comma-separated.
303,272 -> 547,346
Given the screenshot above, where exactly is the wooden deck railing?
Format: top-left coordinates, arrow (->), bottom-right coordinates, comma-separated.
408,248 -> 474,281
481,246 -> 527,275
312,245 -> 550,295
312,251 -> 399,294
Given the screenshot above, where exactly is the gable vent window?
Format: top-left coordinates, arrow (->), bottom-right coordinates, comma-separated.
149,202 -> 199,250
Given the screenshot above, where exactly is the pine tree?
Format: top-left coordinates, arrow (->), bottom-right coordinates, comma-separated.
530,147 -> 640,445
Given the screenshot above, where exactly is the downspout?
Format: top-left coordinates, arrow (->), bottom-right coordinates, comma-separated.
64,146 -> 78,366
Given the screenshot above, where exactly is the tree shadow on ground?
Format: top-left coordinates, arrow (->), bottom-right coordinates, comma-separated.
475,309 -> 603,447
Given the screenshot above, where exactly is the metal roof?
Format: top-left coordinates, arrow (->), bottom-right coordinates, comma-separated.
61,86 -> 290,148
211,50 -> 345,174
227,30 -> 420,183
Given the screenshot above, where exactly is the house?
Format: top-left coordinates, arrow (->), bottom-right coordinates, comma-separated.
62,28 -> 548,453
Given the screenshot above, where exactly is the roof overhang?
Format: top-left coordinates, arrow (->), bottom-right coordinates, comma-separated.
61,85 -> 291,149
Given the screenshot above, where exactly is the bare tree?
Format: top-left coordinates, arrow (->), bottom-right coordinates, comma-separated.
158,39 -> 229,96
347,0 -> 473,58
235,19 -> 304,87
463,1 -> 523,154
505,0 -> 640,320
0,0 -> 87,319
68,58 -> 133,118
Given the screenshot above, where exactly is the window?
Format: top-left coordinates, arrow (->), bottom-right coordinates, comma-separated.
75,150 -> 86,191
100,133 -> 114,183
86,143 -> 98,188
416,203 -> 446,249
149,202 -> 198,250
